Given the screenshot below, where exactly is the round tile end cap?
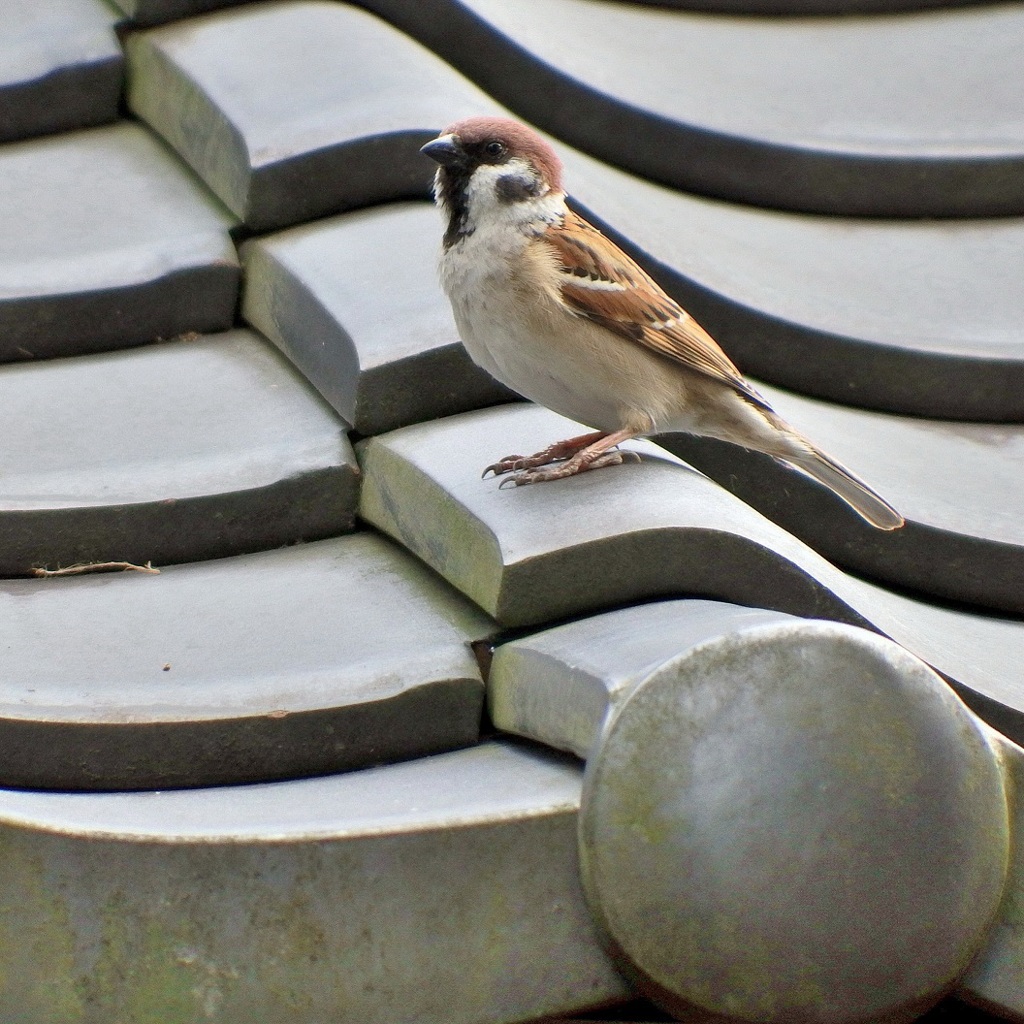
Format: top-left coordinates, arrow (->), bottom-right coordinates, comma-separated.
579,621 -> 1009,1024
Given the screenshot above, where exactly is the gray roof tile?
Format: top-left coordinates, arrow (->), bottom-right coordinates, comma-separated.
357,404 -> 1024,741
0,121 -> 239,360
125,1 -> 486,230
0,533 -> 492,789
661,382 -> 1024,615
363,0 -> 1024,215
606,0 -> 998,10
0,1 -> 1019,1019
110,0 -> 255,25
490,599 -> 800,757
119,0 -> 1024,420
240,203 -> 514,434
0,0 -> 122,142
0,740 -> 628,1019
0,329 -> 358,573
961,743 -> 1024,1017
579,621 -> 1008,1020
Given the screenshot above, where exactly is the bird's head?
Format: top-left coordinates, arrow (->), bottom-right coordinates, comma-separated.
421,116 -> 565,247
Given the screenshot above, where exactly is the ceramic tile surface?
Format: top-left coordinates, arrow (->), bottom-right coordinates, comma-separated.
0,534 -> 492,789
125,1 -> 486,230
489,600 -> 802,757
661,383 -> 1024,615
0,330 -> 359,573
125,3 -> 1024,418
0,121 -> 239,360
0,741 -> 628,1022
0,0 -> 123,142
0,0 -> 1020,1020
361,0 -> 1024,216
607,0 -> 998,9
357,404 -> 1024,745
109,0 -> 256,24
240,203 -> 515,433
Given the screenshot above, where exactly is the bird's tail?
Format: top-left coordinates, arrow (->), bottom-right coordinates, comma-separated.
780,439 -> 904,531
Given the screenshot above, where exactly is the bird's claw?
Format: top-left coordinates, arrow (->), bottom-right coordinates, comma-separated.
482,456 -> 528,479
495,449 -> 631,487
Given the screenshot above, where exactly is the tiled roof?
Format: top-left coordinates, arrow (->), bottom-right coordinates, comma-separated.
1,0 -> 1022,1021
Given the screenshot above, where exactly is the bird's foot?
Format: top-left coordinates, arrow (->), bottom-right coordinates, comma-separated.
482,431 -> 606,478
497,448 -> 638,488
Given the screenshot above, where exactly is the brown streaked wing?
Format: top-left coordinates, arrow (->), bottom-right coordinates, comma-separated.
545,210 -> 770,409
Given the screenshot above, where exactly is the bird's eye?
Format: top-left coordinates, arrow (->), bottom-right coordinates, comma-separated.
484,140 -> 506,159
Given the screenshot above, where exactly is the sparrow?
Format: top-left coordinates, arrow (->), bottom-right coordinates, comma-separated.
421,116 -> 904,531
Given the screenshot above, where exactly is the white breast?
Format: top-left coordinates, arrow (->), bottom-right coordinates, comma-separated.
437,180 -> 564,389
435,179 -> 684,435
439,232 -> 658,433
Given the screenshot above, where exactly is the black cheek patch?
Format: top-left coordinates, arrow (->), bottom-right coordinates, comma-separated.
495,173 -> 542,203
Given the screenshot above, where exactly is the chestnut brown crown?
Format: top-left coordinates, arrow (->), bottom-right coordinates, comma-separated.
440,116 -> 564,193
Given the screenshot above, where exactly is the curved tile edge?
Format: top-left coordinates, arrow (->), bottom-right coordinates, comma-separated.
657,432 -> 1024,618
356,0 -> 1024,218
0,263 -> 240,364
0,58 -> 123,145
0,466 -> 359,579
356,406 -> 1024,747
125,24 -> 436,232
0,741 -> 631,1022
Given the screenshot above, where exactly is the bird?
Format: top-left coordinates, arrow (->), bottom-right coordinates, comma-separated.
420,116 -> 904,531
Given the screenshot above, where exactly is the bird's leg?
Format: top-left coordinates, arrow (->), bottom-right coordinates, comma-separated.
483,431 -> 607,478
500,428 -> 640,487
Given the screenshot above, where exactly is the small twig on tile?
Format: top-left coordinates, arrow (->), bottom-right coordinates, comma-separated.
31,561 -> 160,578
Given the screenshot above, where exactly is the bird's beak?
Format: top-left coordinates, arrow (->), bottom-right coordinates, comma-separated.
420,133 -> 464,168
